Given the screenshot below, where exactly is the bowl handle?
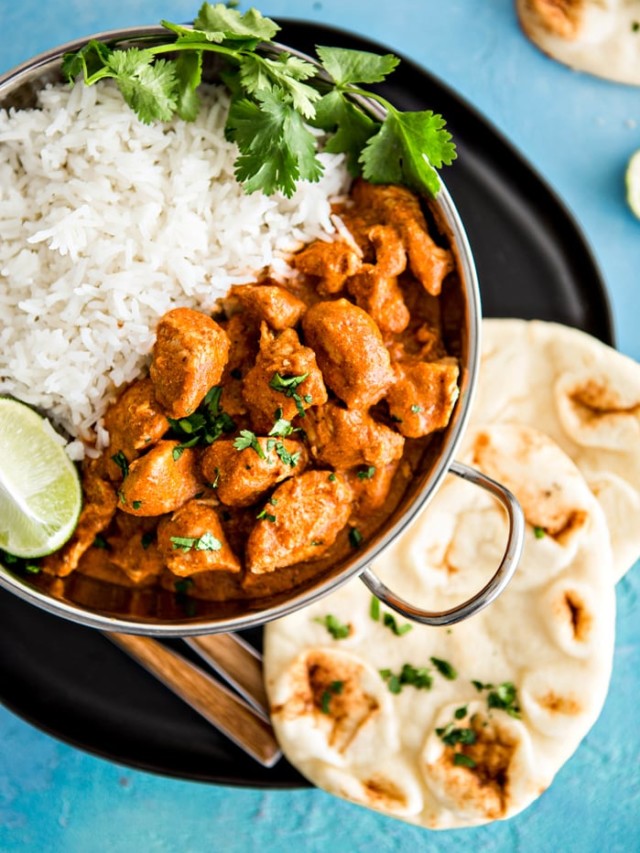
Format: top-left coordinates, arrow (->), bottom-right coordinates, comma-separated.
359,461 -> 525,627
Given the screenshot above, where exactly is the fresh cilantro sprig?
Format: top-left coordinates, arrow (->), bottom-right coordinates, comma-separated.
62,3 -> 456,198
170,532 -> 222,552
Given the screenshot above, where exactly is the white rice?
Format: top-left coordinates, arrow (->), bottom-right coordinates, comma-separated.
0,81 -> 350,459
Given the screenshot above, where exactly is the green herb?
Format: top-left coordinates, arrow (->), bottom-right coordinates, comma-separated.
0,550 -> 42,575
314,614 -> 351,640
24,563 -> 41,575
274,441 -> 301,467
382,612 -> 413,637
472,679 -> 493,692
141,532 -> 155,550
349,527 -> 363,549
310,539 -> 323,546
328,472 -> 337,482
132,500 -> 143,510
211,467 -> 221,489
256,507 -> 277,522
168,385 -> 235,457
233,429 -> 266,459
454,705 -> 468,720
269,415 -> 295,437
269,372 -> 311,418
93,535 -> 109,549
533,526 -> 546,539
319,680 -> 344,714
370,595 -> 380,621
174,577 -> 195,594
118,490 -> 126,505
0,551 -> 18,564
487,681 -> 522,718
356,466 -> 376,480
170,532 -> 223,552
410,404 -> 422,413
380,663 -> 432,694
111,450 -> 129,478
633,21 -> 640,32
436,722 -> 477,747
430,656 -> 457,680
453,753 -> 477,769
64,4 -> 455,198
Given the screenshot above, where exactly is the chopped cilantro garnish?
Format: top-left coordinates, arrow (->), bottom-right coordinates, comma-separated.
356,466 -> 376,480
328,472 -> 337,482
269,372 -> 310,418
111,450 -> 129,478
168,385 -> 235,455
269,416 -> 295,437
430,656 -> 457,680
410,404 -> 422,413
132,500 -> 143,510
256,507 -> 276,522
370,595 -> 380,621
436,722 -> 477,747
233,429 -> 266,459
487,682 -> 521,718
24,563 -> 41,575
533,526 -> 546,539
314,614 -> 351,640
93,535 -> 109,550
472,679 -> 493,692
454,705 -> 468,720
382,612 -> 413,637
170,532 -> 222,552
453,753 -> 477,769
0,550 -> 41,575
380,663 -> 432,694
349,528 -> 363,549
274,441 -> 300,467
174,577 -> 195,595
319,680 -> 344,714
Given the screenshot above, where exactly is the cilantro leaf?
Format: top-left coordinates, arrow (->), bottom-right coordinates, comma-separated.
170,533 -> 222,552
62,39 -> 112,83
161,20 -> 226,45
194,3 -> 280,42
314,614 -> 351,640
233,429 -> 266,459
239,53 -> 321,118
227,90 -> 323,196
174,50 -> 203,121
360,107 -> 456,197
316,45 -> 400,86
107,50 -> 178,123
314,90 -> 376,175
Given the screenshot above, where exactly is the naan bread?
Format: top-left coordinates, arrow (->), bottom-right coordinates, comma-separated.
475,319 -> 640,580
516,0 -> 640,85
264,424 -> 616,829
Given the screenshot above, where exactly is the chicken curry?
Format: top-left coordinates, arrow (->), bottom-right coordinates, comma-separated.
40,180 -> 461,612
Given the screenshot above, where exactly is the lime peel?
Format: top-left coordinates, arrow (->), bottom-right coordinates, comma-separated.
0,398 -> 81,558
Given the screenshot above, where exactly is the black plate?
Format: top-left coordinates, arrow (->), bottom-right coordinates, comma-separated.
0,20 -> 613,788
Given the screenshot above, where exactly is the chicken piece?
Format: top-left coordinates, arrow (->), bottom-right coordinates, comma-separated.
41,462 -> 117,578
351,181 -> 454,296
246,470 -> 354,574
347,224 -> 409,334
103,378 -> 169,480
201,437 -> 308,507
106,517 -> 165,584
302,299 -> 394,409
157,500 -> 241,576
118,441 -> 202,516
242,325 -> 328,433
347,460 -> 401,518
386,358 -> 460,438
227,283 -> 307,330
220,312 -> 260,380
150,307 -> 230,418
305,403 -> 404,469
294,240 -> 361,295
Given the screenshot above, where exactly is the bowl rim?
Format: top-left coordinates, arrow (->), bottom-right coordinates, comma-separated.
0,26 -> 481,635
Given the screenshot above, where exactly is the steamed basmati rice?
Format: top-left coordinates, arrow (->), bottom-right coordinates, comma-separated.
0,81 -> 350,459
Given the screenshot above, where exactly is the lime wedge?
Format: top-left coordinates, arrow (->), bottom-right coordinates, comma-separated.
626,149 -> 640,219
0,398 -> 81,558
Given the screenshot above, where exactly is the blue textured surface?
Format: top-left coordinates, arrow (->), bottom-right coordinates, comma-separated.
0,1 -> 639,850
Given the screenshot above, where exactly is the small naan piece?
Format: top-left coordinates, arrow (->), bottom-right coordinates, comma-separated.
476,319 -> 640,580
264,423 -> 617,829
516,0 -> 640,86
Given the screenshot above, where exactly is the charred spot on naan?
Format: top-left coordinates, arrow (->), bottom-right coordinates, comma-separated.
555,373 -> 640,450
536,691 -> 582,716
521,0 -> 586,39
271,650 -> 381,754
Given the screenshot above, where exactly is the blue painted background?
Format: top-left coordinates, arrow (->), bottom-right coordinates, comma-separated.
0,1 -> 639,850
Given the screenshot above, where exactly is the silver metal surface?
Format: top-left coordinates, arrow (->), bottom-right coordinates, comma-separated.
0,27 -> 513,636
360,461 -> 525,625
